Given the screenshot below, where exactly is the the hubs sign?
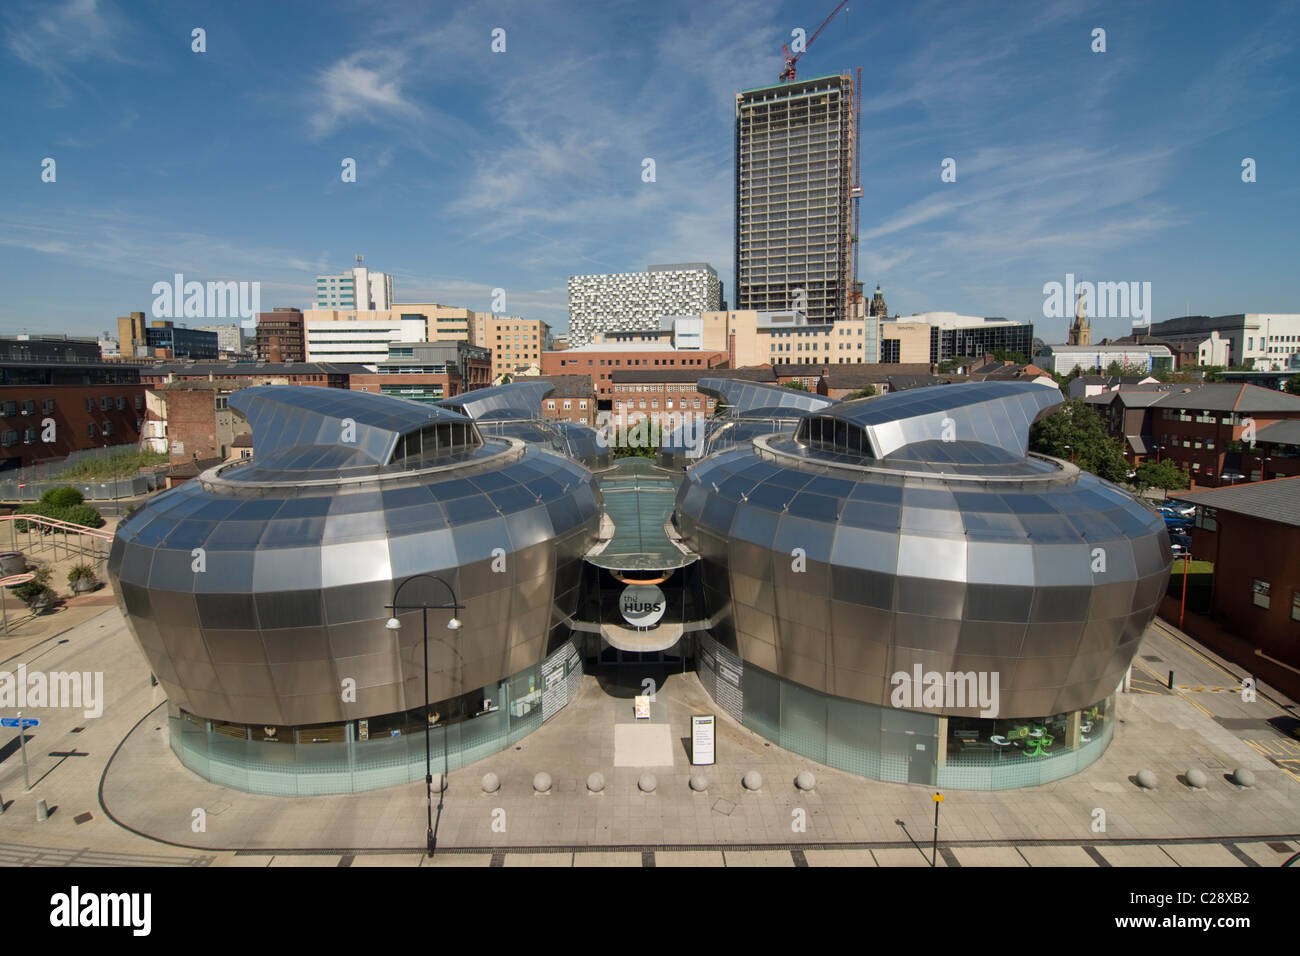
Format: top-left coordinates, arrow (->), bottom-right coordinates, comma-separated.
620,584 -> 665,628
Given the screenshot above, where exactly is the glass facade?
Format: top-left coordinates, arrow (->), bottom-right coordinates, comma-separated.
168,641 -> 582,795
698,632 -> 1117,789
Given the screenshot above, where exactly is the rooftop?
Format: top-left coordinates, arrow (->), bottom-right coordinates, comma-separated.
1253,419 -> 1300,446
609,367 -> 774,385
1170,476 -> 1300,529
144,361 -> 368,376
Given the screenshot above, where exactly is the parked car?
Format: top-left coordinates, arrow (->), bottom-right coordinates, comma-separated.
1169,532 -> 1191,558
1163,502 -> 1196,518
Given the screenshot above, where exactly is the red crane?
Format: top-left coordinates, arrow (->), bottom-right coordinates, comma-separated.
781,0 -> 851,82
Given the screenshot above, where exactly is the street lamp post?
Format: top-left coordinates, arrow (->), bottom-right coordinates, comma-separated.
386,575 -> 463,858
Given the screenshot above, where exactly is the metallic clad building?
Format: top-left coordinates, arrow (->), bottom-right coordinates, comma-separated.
108,385 -> 601,793
107,378 -> 1170,794
676,381 -> 1172,786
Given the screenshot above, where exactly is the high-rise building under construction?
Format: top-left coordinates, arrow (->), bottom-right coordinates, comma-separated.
735,73 -> 855,325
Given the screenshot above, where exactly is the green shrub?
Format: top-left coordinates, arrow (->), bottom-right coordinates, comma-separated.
12,567 -> 52,605
12,493 -> 102,531
68,564 -> 98,588
57,504 -> 103,528
40,486 -> 84,509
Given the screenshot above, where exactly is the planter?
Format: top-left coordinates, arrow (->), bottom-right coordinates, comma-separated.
71,578 -> 99,594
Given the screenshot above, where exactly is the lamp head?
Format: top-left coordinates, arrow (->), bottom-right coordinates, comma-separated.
447,617 -> 462,631
385,617 -> 401,631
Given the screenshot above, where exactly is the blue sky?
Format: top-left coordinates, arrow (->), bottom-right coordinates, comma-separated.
2,0 -> 1297,343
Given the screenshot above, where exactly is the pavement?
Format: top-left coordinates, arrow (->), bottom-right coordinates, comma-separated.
0,605 -> 1298,867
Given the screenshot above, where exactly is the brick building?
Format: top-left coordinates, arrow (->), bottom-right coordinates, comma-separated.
607,367 -> 773,427
1086,383 -> 1300,487
542,344 -> 727,406
143,381 -> 253,464
255,308 -> 307,363
1171,477 -> 1300,699
0,340 -> 146,469
533,375 -> 597,425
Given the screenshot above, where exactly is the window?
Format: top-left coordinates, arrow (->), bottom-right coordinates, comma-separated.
1292,591 -> 1300,622
1,430 -> 15,447
21,400 -> 35,415
547,400 -> 556,409
87,423 -> 97,438
116,396 -> 126,411
102,420 -> 113,436
99,397 -> 111,411
22,428 -> 36,444
42,399 -> 55,414
1253,579 -> 1271,609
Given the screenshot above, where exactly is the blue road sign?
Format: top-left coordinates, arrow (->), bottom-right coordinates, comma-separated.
1,717 -> 38,728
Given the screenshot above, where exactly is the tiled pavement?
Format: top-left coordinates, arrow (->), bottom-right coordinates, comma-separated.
2,608 -> 1299,867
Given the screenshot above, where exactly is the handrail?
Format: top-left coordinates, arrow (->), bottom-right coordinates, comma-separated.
0,513 -> 114,541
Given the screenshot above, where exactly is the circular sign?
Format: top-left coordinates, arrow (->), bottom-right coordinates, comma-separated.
620,584 -> 666,628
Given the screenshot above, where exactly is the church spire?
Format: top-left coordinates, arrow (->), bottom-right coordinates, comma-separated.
1068,283 -> 1091,346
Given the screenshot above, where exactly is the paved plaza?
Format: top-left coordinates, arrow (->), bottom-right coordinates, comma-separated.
1,605 -> 1298,866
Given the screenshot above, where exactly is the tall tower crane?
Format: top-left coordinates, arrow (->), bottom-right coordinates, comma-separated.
780,0 -> 851,82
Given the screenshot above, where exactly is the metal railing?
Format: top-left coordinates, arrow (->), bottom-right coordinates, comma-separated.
0,513 -> 114,570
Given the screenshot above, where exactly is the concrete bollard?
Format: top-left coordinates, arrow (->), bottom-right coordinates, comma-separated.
533,772 -> 552,793
481,772 -> 501,793
36,799 -> 48,821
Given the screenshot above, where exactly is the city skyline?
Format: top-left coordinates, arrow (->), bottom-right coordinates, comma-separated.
2,0 -> 1297,342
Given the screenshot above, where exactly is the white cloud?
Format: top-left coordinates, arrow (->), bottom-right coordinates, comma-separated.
4,0 -> 134,102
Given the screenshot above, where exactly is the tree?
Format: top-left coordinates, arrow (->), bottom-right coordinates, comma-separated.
992,348 -> 1028,365
784,381 -> 811,392
1133,458 -> 1190,493
1028,398 -> 1130,483
14,486 -> 103,532
845,384 -> 877,400
1286,375 -> 1300,396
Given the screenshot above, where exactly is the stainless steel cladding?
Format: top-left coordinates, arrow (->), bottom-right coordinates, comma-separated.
107,385 -> 601,727
675,381 -> 1172,718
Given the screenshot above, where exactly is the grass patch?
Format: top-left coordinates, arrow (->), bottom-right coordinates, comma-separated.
52,449 -> 169,481
1170,559 -> 1214,577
